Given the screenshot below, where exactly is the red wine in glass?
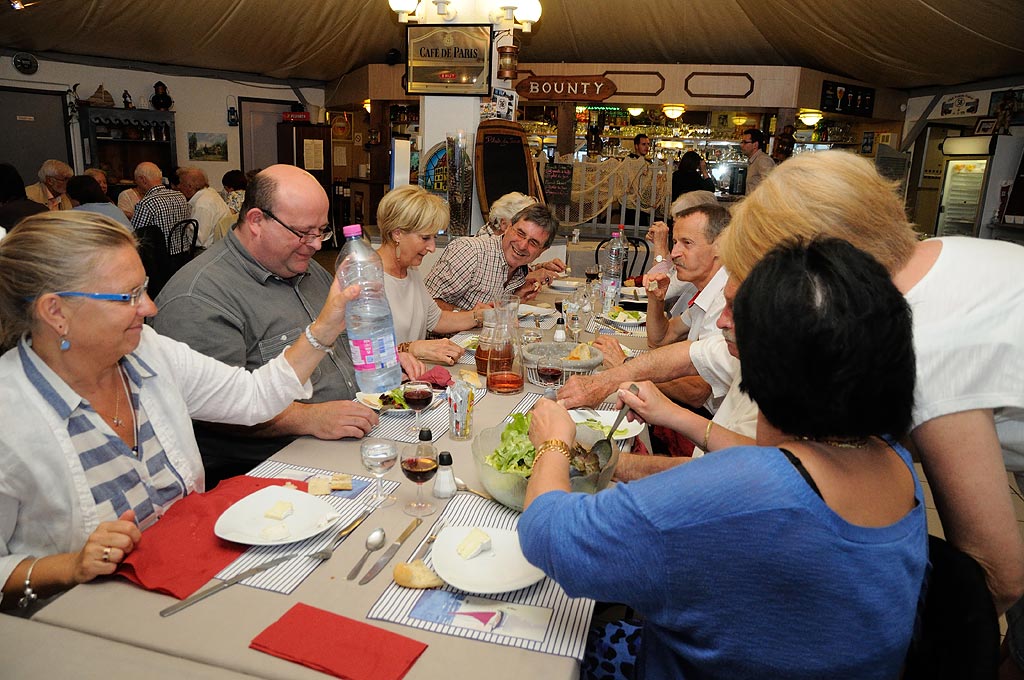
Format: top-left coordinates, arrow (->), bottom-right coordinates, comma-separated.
402,457 -> 439,484
403,388 -> 433,411
537,366 -> 563,385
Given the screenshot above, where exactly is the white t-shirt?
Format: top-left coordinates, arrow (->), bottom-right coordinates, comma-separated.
189,187 -> 231,248
383,267 -> 443,344
904,237 -> 1024,475
681,267 -> 739,413
691,366 -> 759,458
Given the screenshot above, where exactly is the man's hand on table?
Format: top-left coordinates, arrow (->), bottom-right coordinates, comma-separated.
558,372 -> 619,408
592,335 -> 627,369
299,401 -> 379,439
398,351 -> 426,379
409,338 -> 465,366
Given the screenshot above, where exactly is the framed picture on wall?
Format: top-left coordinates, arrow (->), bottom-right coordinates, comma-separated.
860,131 -> 875,156
975,118 -> 997,135
406,24 -> 492,96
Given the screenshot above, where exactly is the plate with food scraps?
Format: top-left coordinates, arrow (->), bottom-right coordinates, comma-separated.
620,286 -> 648,300
214,485 -> 341,546
603,308 -> 647,328
518,303 -> 557,318
548,278 -> 582,292
456,334 -> 479,353
431,526 -> 545,594
569,409 -> 645,440
356,389 -> 441,414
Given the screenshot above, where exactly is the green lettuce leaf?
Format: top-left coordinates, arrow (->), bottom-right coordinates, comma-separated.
484,413 -> 536,477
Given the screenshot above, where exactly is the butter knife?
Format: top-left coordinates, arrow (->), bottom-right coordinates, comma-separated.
358,517 -> 421,585
408,522 -> 444,563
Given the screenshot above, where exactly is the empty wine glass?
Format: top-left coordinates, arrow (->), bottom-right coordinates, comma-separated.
402,380 -> 433,434
401,442 -> 438,517
567,312 -> 583,343
360,439 -> 397,507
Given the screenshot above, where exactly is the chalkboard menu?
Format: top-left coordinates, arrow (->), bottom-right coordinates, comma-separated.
474,119 -> 543,217
820,80 -> 875,117
542,163 -> 573,205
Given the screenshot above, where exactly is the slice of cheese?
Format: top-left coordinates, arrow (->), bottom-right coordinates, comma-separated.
307,477 -> 332,495
264,500 -> 293,520
457,527 -> 492,560
458,369 -> 483,388
330,473 -> 353,491
259,523 -> 290,541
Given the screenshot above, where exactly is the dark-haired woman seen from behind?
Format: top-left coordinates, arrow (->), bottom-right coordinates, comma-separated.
67,175 -> 132,228
522,238 -> 926,679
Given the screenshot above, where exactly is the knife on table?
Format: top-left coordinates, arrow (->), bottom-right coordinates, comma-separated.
159,510 -> 371,617
358,517 -> 421,585
408,522 -> 444,563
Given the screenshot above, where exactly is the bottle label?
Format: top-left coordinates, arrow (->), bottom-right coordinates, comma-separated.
348,330 -> 400,372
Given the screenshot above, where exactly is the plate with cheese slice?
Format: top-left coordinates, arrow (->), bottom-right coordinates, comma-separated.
431,526 -> 544,594
214,486 -> 341,546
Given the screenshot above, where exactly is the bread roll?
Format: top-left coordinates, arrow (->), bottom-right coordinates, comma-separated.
393,559 -> 444,589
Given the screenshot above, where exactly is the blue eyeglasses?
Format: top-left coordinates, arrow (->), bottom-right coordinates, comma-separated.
51,277 -> 150,307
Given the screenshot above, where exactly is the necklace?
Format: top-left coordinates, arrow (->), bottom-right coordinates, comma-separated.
113,366 -> 139,455
798,436 -> 871,449
112,370 -> 124,427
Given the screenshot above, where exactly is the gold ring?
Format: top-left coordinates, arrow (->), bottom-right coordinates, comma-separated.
102,547 -> 111,562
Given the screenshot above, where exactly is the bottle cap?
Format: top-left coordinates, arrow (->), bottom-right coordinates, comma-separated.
556,316 -> 564,325
342,224 -> 363,238
418,428 -> 432,441
438,452 -> 453,466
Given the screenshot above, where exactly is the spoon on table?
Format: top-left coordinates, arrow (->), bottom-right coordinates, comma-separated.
346,528 -> 386,581
590,383 -> 639,462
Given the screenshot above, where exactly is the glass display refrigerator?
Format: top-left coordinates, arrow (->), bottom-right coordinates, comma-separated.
935,134 -> 1024,238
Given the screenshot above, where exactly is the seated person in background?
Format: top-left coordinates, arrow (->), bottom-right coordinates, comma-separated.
523,237 -> 926,678
25,159 -> 74,211
153,165 -> 423,484
221,169 -> 247,214
377,185 -> 485,365
67,175 -> 131,228
643,190 -> 717,310
117,184 -> 143,220
478,191 -> 536,237
0,163 -> 47,229
0,212 -> 358,608
130,162 -> 189,247
426,204 -> 563,309
83,168 -> 109,196
177,166 -> 231,248
671,150 -> 716,200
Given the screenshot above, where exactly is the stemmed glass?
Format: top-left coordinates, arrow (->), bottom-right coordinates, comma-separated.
536,354 -> 564,388
567,311 -> 583,343
401,442 -> 438,517
402,380 -> 433,434
360,439 -> 397,507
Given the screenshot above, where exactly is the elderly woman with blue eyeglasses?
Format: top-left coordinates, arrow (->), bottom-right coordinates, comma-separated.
0,211 -> 360,611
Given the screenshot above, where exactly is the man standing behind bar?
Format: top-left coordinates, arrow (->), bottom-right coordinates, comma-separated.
426,204 -> 563,309
740,128 -> 775,194
154,165 -> 421,484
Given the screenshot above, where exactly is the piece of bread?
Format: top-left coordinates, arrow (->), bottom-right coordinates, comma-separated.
307,477 -> 332,495
393,559 -> 444,589
458,368 -> 483,388
330,473 -> 353,491
259,523 -> 290,541
565,343 -> 591,361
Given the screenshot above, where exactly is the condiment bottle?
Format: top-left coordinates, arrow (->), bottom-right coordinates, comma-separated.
553,316 -> 567,343
432,451 -> 456,499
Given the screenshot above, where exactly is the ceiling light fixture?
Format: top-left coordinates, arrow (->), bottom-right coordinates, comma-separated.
388,0 -> 420,22
731,114 -> 748,127
432,0 -> 457,21
662,105 -> 685,120
627,107 -> 644,117
798,110 -> 823,126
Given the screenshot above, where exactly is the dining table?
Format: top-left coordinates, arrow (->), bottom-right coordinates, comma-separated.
21,285 -> 654,680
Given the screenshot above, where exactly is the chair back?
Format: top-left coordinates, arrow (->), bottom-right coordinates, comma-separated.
168,218 -> 199,258
902,534 -> 999,679
594,236 -> 650,282
135,224 -> 173,298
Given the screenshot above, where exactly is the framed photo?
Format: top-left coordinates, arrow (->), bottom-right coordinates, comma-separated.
860,131 -> 875,156
406,24 -> 492,96
330,112 -> 352,141
975,118 -> 997,135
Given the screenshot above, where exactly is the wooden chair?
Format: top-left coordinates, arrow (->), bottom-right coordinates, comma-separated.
594,236 -> 650,282
135,224 -> 173,297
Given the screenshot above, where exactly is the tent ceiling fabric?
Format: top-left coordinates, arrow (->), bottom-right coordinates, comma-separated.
2,1 -> 1022,89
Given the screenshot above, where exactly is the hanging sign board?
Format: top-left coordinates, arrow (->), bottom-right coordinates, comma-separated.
542,163 -> 573,205
406,24 -> 492,96
515,75 -> 617,102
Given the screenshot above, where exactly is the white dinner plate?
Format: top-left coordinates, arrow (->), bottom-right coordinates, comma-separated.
456,335 -> 479,353
214,486 -> 341,546
549,279 -> 582,292
620,286 -> 648,300
603,311 -> 647,328
431,526 -> 545,594
569,409 -> 645,440
356,391 -> 440,414
518,303 -> 556,317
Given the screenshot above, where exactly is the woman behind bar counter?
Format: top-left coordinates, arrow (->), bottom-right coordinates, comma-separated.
522,238 -> 926,679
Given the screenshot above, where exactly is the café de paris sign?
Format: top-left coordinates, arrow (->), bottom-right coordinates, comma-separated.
515,75 -> 617,102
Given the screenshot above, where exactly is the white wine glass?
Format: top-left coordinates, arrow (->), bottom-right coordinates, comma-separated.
360,439 -> 397,507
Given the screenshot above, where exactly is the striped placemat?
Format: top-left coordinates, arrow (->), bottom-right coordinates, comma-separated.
519,313 -> 558,330
451,331 -> 480,367
363,390 -> 478,443
366,493 -> 594,660
215,461 -> 400,594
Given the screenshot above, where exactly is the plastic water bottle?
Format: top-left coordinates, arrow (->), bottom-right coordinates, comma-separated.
335,224 -> 402,393
601,229 -> 627,315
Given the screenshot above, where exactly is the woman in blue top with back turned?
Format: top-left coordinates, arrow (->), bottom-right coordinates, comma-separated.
520,238 -> 927,679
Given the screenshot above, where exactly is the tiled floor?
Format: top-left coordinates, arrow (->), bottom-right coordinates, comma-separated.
917,463 -> 1022,638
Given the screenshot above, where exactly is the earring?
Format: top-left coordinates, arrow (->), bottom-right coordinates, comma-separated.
59,334 -> 71,352
394,237 -> 401,259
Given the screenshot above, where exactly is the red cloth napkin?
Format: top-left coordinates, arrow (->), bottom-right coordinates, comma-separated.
117,476 -> 305,599
419,365 -> 453,388
251,603 -> 427,680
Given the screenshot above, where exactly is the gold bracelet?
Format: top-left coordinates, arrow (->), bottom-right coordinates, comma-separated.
534,439 -> 572,466
702,420 -> 714,452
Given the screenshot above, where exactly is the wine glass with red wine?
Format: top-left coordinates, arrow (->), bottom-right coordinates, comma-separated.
402,380 -> 433,434
402,442 -> 438,517
537,354 -> 564,387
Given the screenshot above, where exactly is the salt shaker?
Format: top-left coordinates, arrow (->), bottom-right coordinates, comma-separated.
432,451 -> 456,499
553,316 -> 567,343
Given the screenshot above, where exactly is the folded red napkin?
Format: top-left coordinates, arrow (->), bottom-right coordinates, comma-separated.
118,476 -> 305,599
419,365 -> 453,388
251,603 -> 427,680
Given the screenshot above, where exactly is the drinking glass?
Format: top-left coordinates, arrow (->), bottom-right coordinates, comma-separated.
567,312 -> 583,343
360,439 -> 397,507
402,442 -> 438,517
402,380 -> 433,434
536,354 -> 564,387
585,265 -> 601,283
